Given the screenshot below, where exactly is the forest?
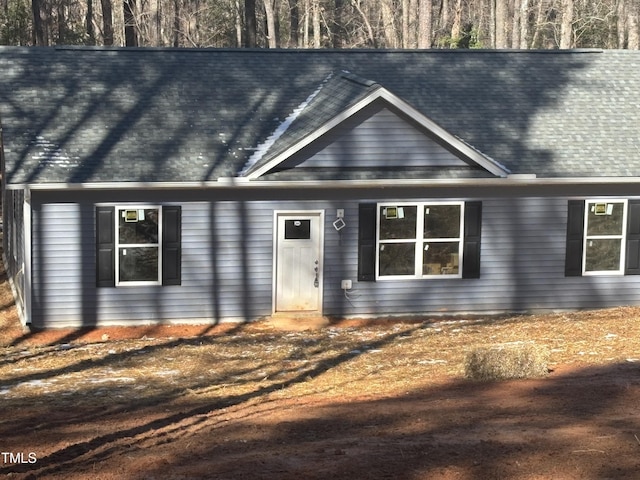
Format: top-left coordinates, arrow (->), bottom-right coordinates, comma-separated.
1,0 -> 639,50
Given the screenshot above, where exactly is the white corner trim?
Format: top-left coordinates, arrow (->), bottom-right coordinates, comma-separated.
23,187 -> 32,326
244,86 -> 511,180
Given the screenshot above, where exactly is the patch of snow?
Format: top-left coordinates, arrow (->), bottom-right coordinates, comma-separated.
154,370 -> 181,377
88,377 -> 136,384
239,72 -> 334,176
30,136 -> 81,168
17,379 -> 53,388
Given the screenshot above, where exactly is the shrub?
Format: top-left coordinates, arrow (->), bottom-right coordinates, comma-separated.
464,343 -> 550,381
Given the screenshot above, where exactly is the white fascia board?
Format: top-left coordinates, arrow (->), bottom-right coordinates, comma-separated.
4,181 -> 225,190
8,176 -> 640,191
244,86 -> 511,180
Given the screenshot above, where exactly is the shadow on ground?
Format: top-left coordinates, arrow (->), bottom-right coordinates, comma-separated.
2,361 -> 640,480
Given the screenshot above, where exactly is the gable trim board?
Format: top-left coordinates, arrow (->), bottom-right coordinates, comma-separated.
242,87 -> 511,180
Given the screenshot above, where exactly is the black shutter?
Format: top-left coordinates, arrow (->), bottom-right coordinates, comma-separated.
96,206 -> 115,287
625,200 -> 640,275
565,200 -> 585,277
462,201 -> 482,279
358,203 -> 377,282
162,205 -> 182,285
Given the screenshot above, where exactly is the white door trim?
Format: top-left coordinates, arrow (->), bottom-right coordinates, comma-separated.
272,210 -> 324,315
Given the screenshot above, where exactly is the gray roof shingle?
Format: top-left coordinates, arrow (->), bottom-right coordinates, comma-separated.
1,47 -> 639,184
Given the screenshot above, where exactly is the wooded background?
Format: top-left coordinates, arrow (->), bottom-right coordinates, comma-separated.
1,0 -> 639,49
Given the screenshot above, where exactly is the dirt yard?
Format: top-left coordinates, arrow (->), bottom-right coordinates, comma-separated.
2,264 -> 640,478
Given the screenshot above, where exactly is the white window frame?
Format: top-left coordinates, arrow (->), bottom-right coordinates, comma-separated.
115,205 -> 163,286
376,201 -> 464,280
582,199 -> 627,276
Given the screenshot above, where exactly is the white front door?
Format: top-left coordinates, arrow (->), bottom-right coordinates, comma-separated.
274,212 -> 324,313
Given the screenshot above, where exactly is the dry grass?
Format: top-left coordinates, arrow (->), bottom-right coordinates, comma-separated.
464,343 -> 550,380
3,244 -> 640,411
2,307 -> 640,413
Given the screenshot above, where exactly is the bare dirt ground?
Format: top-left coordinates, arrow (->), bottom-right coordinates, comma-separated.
2,265 -> 640,478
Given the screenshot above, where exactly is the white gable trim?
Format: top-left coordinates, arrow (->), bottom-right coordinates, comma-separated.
243,87 -> 511,180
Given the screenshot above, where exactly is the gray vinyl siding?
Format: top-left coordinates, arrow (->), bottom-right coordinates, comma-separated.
28,195 -> 640,328
295,108 -> 468,169
322,197 -> 640,317
4,189 -> 25,316
31,201 -> 276,327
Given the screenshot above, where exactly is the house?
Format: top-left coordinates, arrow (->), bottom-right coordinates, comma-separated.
1,46 -> 640,329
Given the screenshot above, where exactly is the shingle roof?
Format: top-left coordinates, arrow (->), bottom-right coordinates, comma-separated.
240,71 -> 382,177
1,47 -> 639,184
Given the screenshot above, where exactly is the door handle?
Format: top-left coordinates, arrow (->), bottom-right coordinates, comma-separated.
314,260 -> 319,288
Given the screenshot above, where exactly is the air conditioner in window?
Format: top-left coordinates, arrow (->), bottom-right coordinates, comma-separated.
593,203 -> 613,216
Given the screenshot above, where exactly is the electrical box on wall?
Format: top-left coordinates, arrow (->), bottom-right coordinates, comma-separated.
341,279 -> 352,290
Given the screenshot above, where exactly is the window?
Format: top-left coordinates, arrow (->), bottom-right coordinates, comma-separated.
565,199 -> 640,277
117,207 -> 161,284
96,205 -> 182,287
583,200 -> 627,275
377,202 -> 464,279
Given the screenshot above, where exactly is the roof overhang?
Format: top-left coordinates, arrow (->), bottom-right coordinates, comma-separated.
242,86 -> 511,180
8,176 -> 640,191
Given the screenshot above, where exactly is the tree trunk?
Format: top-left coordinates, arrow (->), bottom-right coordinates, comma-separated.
101,0 -> 113,45
519,0 -> 528,48
408,0 -> 418,47
495,0 -> 508,48
629,4 -> 639,49
381,0 -> 398,48
57,0 -> 65,43
530,0 -> 544,47
123,0 -> 138,46
289,0 -> 299,46
511,0 -> 520,48
244,0 -> 257,47
439,0 -> 449,34
418,0 -> 431,48
173,0 -> 180,46
312,0 -> 320,47
263,0 -> 277,47
560,0 -> 573,48
303,0 -> 309,46
402,0 -> 410,48
451,0 -> 462,46
332,0 -> 344,48
86,0 -> 96,44
32,0 -> 46,45
352,0 -> 376,46
617,0 -> 627,48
